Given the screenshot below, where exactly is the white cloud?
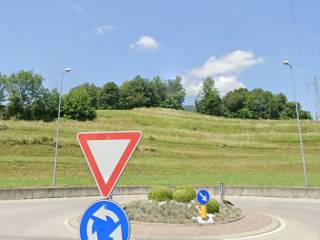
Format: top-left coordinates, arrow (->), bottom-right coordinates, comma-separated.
73,5 -> 85,14
182,50 -> 263,97
93,25 -> 114,35
129,36 -> 159,50
215,76 -> 246,96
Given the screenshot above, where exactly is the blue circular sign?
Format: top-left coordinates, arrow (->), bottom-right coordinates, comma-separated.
197,189 -> 210,205
80,199 -> 130,240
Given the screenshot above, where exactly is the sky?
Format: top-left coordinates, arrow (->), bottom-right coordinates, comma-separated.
1,0 -> 319,115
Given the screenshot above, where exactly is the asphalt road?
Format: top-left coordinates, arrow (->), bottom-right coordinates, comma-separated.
0,195 -> 319,240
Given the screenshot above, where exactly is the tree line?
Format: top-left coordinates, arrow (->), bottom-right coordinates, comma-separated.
0,71 -> 185,121
195,77 -> 311,120
0,71 -> 311,121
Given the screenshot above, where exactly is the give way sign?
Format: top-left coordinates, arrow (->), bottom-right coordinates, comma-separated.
77,131 -> 142,198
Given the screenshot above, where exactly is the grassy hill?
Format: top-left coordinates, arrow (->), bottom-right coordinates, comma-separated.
0,108 -> 319,189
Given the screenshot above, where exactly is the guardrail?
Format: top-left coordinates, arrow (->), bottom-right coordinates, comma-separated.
0,186 -> 319,200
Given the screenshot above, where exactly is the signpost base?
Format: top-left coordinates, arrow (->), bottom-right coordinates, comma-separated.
200,205 -> 207,220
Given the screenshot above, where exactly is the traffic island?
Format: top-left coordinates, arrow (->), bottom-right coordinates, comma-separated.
122,199 -> 282,239
124,200 -> 244,224
68,208 -> 280,240
68,184 -> 283,239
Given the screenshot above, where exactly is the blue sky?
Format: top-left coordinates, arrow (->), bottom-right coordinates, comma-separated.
1,1 -> 319,115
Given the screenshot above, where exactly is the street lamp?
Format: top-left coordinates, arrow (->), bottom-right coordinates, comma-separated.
52,68 -> 72,187
282,60 -> 308,187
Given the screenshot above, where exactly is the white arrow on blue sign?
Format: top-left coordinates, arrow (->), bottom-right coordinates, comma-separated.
197,189 -> 210,205
80,200 -> 130,240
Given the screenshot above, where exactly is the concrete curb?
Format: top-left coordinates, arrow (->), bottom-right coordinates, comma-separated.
66,208 -> 281,240
67,213 -> 281,240
130,214 -> 246,227
129,214 -> 282,240
0,186 -> 319,200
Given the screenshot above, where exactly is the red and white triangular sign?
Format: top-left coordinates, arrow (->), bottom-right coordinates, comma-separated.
77,131 -> 142,198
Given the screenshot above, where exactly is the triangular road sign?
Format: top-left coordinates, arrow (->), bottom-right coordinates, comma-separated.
77,131 -> 142,198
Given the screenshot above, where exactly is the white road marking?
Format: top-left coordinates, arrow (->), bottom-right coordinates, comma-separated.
226,214 -> 286,240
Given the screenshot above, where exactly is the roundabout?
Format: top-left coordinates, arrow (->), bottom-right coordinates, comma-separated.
68,194 -> 286,240
0,195 -> 319,239
69,209 -> 281,240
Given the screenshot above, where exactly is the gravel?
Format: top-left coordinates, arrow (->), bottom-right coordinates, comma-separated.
125,200 -> 243,224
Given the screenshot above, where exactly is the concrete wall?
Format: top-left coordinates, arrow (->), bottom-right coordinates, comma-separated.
204,186 -> 320,199
0,186 -> 319,200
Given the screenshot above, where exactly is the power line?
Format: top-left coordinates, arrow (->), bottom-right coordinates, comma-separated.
289,0 -> 307,79
307,0 -> 318,74
289,0 -> 319,121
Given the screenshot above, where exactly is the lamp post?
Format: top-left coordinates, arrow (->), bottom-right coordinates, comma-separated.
282,60 -> 308,187
52,68 -> 72,187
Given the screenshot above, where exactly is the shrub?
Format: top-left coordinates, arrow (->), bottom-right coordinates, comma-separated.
31,136 -> 54,145
62,87 -> 96,121
207,199 -> 220,213
175,185 -> 196,200
172,189 -> 194,203
148,186 -> 172,202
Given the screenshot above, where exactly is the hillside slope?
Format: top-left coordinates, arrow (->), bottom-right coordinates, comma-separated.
0,108 -> 319,188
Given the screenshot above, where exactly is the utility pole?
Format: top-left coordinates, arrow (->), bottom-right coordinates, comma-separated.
282,60 -> 308,188
52,68 -> 72,187
310,76 -> 320,121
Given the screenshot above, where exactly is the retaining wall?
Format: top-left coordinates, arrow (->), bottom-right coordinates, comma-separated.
0,186 -> 319,200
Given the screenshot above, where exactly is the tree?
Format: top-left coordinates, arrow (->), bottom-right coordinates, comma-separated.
5,71 -> 44,120
100,82 -> 120,109
299,110 -> 312,120
0,74 -> 7,119
237,107 -> 255,119
280,102 -> 312,120
161,76 -> 185,109
7,94 -> 23,118
244,88 -> 276,119
33,88 -> 59,122
195,77 -> 223,115
274,93 -> 287,113
222,88 -> 249,117
119,75 -> 159,109
70,83 -> 101,109
151,76 -> 166,104
0,74 -> 5,106
62,87 -> 96,121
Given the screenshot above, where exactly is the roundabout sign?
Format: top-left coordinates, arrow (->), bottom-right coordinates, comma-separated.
80,200 -> 130,240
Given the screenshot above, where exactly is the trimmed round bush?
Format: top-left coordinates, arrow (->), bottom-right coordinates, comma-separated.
172,189 -> 194,203
207,199 -> 220,213
148,186 -> 173,202
175,185 -> 196,200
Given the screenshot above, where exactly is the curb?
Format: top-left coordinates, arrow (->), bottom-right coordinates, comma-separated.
129,212 -> 246,226
66,211 -> 282,240
130,214 -> 282,240
0,186 -> 319,200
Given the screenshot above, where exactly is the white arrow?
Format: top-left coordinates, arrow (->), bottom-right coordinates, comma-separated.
93,205 -> 119,223
199,192 -> 208,202
86,218 -> 98,240
109,224 -> 123,240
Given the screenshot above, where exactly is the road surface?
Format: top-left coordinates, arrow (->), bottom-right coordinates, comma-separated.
0,195 -> 319,240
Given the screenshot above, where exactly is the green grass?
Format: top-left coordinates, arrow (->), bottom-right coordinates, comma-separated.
0,108 -> 319,189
